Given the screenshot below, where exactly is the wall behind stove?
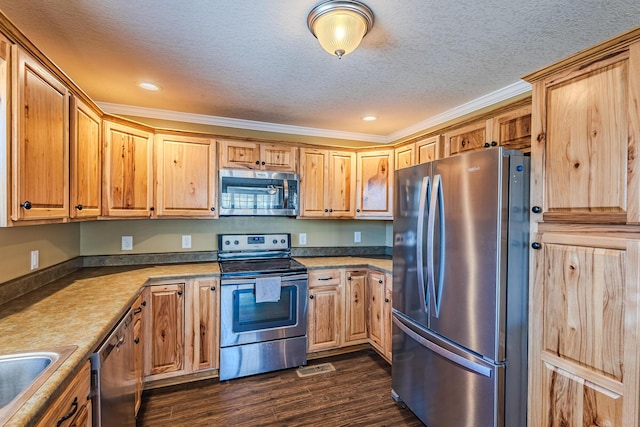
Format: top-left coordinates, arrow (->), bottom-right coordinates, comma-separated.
80,217 -> 391,256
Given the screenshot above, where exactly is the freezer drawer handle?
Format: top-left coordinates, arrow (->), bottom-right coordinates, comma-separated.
393,316 -> 492,378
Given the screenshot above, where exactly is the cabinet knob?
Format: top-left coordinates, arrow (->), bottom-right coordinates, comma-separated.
531,242 -> 541,250
491,141 -> 497,146
75,204 -> 83,211
149,207 -> 155,211
356,209 -> 360,213
309,295 -> 314,299
324,209 -> 329,212
378,279 -> 383,284
142,300 -> 147,306
385,298 -> 390,303
211,207 -> 215,211
210,286 -> 216,291
329,209 -> 333,212
20,201 -> 32,210
531,206 -> 541,214
134,337 -> 140,344
484,142 -> 490,148
177,290 -> 183,296
255,160 -> 260,165
261,161 -> 266,166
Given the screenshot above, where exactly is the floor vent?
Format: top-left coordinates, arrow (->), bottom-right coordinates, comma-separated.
296,363 -> 335,378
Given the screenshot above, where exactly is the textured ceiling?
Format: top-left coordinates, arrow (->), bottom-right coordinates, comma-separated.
0,1 -> 639,141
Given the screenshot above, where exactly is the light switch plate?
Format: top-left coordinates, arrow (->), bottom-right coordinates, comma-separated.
182,235 -> 192,249
121,236 -> 133,251
30,250 -> 39,270
299,233 -> 307,245
354,231 -> 361,243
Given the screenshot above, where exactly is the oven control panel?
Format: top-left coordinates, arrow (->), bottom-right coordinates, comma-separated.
219,233 -> 290,252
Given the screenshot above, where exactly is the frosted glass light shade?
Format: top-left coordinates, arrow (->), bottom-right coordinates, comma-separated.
308,1 -> 374,59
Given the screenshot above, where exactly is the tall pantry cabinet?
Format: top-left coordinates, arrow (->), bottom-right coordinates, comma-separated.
525,29 -> 640,426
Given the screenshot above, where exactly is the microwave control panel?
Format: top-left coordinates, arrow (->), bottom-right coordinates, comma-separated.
219,233 -> 290,252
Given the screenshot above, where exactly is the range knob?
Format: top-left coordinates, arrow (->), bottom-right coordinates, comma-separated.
273,239 -> 278,244
234,240 -> 239,245
224,240 -> 230,246
281,239 -> 286,244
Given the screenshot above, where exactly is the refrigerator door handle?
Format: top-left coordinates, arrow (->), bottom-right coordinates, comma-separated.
427,173 -> 445,318
393,315 -> 492,378
416,175 -> 431,314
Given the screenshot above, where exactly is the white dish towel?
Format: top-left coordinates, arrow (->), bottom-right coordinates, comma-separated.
255,276 -> 282,303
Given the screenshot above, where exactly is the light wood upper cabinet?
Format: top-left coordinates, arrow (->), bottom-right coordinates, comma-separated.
299,148 -> 356,218
356,149 -> 394,218
528,233 -> 639,426
344,270 -> 368,344
103,120 -> 154,217
12,46 -> 69,222
219,139 -> 297,172
416,135 -> 441,164
394,143 -> 415,170
145,283 -> 185,377
70,96 -> 101,219
492,106 -> 531,152
155,134 -> 217,217
528,43 -> 640,224
444,120 -> 488,157
190,277 -> 219,371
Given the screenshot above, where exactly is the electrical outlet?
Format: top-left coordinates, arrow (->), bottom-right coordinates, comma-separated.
299,233 -> 307,245
354,231 -> 362,243
30,250 -> 39,270
121,236 -> 133,251
182,235 -> 192,249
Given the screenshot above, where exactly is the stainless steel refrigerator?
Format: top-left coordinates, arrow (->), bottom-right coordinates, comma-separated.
391,147 -> 529,427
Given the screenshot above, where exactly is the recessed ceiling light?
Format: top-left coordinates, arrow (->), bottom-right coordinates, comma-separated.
361,115 -> 377,121
138,82 -> 161,91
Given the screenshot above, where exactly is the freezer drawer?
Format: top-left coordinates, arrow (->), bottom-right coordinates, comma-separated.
392,314 -> 504,427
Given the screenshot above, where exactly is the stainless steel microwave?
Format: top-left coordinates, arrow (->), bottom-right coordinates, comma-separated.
219,169 -> 299,216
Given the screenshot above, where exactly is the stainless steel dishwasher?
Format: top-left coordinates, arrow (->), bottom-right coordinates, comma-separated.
90,309 -> 135,427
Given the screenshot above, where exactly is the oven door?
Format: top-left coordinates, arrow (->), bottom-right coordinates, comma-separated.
220,274 -> 308,347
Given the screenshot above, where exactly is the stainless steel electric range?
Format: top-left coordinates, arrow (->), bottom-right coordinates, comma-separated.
217,233 -> 308,381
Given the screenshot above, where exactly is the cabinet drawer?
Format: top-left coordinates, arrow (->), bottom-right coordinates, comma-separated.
309,269 -> 342,287
36,360 -> 91,427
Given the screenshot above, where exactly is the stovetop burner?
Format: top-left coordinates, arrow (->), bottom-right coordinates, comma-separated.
218,257 -> 307,277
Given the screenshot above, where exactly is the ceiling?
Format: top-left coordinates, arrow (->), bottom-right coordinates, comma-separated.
0,1 -> 639,143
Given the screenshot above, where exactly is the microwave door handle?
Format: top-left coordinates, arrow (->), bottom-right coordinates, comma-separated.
283,179 -> 289,208
416,175 -> 430,314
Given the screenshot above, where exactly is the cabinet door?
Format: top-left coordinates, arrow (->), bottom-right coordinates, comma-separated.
356,150 -> 394,218
70,96 -> 101,219
191,278 -> 219,371
145,283 -> 185,376
394,144 -> 415,170
416,135 -> 440,164
328,151 -> 356,218
344,270 -> 368,344
13,47 -> 69,221
444,120 -> 488,157
367,271 -> 385,352
529,234 -> 640,426
155,134 -> 217,217
218,139 -> 260,169
308,269 -> 343,352
383,283 -> 393,362
103,120 -> 154,217
299,148 -> 329,217
260,143 -> 297,172
532,46 -> 640,224
132,290 -> 146,415
492,106 -> 531,152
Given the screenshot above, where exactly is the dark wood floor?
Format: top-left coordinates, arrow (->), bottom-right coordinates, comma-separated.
137,349 -> 425,426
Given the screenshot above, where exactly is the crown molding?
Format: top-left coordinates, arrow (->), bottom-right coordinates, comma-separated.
97,80 -> 532,145
386,80 -> 532,142
96,102 -> 388,143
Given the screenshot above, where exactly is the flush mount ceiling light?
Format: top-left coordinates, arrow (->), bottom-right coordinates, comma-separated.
307,0 -> 374,59
138,82 -> 161,91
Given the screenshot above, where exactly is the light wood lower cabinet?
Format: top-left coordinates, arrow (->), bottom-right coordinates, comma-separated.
307,268 -> 393,363
35,360 -> 91,427
529,233 -> 640,426
344,270 -> 368,344
144,277 -> 219,383
132,289 -> 147,415
307,269 -> 343,352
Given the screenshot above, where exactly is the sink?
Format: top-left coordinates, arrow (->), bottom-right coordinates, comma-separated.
0,346 -> 76,424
